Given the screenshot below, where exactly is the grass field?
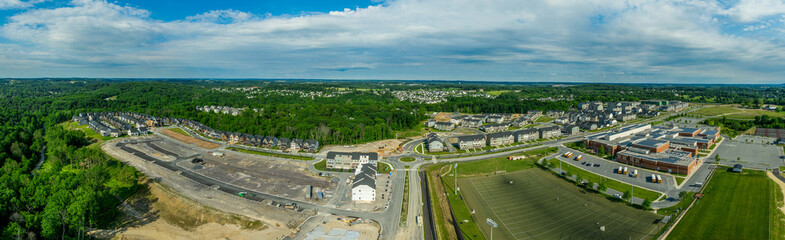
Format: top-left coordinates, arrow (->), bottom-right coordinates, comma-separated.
693,106 -> 785,119
226,147 -> 315,161
459,169 -> 664,240
167,127 -> 191,136
400,157 -> 416,162
59,121 -> 116,145
534,116 -> 554,123
546,159 -> 662,201
668,169 -> 782,240
486,90 -> 510,96
692,106 -> 743,116
455,147 -> 558,176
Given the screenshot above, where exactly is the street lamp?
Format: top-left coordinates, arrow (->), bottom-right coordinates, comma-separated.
486,218 -> 498,240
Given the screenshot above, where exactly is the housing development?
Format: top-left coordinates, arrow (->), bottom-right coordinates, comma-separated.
4,78 -> 785,240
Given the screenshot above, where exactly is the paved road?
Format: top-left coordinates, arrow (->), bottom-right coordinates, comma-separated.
115,107 -> 702,240
114,138 -> 405,240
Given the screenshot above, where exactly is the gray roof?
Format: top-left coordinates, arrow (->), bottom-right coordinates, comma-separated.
326,151 -> 379,161
514,128 -> 538,135
539,126 -> 560,132
457,134 -> 486,142
352,163 -> 377,189
487,131 -> 513,139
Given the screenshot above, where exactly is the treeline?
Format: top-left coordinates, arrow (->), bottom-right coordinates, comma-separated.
1,123 -> 140,239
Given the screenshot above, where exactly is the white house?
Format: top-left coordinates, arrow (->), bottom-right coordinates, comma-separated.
351,163 -> 377,202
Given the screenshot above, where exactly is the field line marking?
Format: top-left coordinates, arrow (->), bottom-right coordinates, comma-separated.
470,177 -> 520,240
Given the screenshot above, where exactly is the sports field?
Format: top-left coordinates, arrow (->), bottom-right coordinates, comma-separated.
667,169 -> 784,240
459,169 -> 664,240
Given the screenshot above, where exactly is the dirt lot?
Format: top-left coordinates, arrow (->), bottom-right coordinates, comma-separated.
176,150 -> 335,202
434,112 -> 451,122
149,139 -> 201,157
102,137 -> 315,238
160,128 -> 221,149
321,139 -> 405,156
302,215 -> 379,240
102,180 -> 287,240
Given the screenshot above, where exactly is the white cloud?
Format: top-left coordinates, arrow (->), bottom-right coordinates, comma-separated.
722,0 -> 785,23
0,0 -> 44,9
0,0 -> 784,82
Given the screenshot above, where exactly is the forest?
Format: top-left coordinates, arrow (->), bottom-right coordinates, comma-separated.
1,79 -> 785,238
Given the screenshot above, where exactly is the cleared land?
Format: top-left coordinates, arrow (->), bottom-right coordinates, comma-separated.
176,149 -> 333,201
227,147 -> 315,161
460,169 -> 664,240
668,169 -> 783,240
160,128 -> 221,149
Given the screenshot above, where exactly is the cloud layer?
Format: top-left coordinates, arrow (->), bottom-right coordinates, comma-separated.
1,0 -> 785,83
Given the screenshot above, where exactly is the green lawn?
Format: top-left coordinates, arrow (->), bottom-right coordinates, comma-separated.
314,159 -> 327,171
400,169 -> 409,226
378,162 -> 393,174
534,116 -> 553,123
400,157 -> 416,162
168,127 -> 191,136
675,177 -> 685,186
59,121 -> 116,145
486,90 -> 510,96
692,106 -> 743,116
455,147 -> 558,176
668,169 -> 781,240
226,147 -> 315,161
546,159 -> 662,201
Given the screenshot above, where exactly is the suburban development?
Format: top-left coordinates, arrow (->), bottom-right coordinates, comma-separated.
2,1 -> 785,240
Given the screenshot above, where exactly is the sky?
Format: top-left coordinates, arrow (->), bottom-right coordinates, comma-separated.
0,0 -> 785,83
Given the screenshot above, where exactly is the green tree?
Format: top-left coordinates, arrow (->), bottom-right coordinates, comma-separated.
714,154 -> 720,162
622,190 -> 632,202
642,198 -> 652,209
598,181 -> 608,192
575,175 -> 583,184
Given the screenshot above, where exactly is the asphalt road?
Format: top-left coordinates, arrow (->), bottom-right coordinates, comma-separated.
111,107 -> 703,240
115,138 -> 406,240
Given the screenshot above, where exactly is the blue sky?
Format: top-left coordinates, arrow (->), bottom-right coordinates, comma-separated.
0,0 -> 784,83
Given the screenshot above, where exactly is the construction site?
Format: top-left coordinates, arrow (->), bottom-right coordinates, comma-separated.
178,150 -> 336,202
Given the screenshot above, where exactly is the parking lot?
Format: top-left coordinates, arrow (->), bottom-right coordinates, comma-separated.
555,148 -> 676,193
713,137 -> 784,170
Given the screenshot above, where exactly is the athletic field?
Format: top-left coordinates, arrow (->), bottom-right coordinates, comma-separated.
459,169 -> 664,240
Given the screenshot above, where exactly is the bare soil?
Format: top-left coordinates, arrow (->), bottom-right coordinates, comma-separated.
160,128 -> 221,149
767,171 -> 785,216
321,139 -> 405,156
96,180 -> 288,240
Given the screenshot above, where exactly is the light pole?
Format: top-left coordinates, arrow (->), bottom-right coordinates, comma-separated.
486,218 -> 498,240
454,163 -> 458,195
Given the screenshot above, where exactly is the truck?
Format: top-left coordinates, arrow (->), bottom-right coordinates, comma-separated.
417,215 -> 424,226
633,169 -> 638,178
694,182 -> 703,187
623,167 -> 628,174
656,175 -> 662,183
575,155 -> 582,161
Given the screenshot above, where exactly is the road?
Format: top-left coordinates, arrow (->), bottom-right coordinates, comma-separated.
110,107 -> 704,240
114,137 -> 405,240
